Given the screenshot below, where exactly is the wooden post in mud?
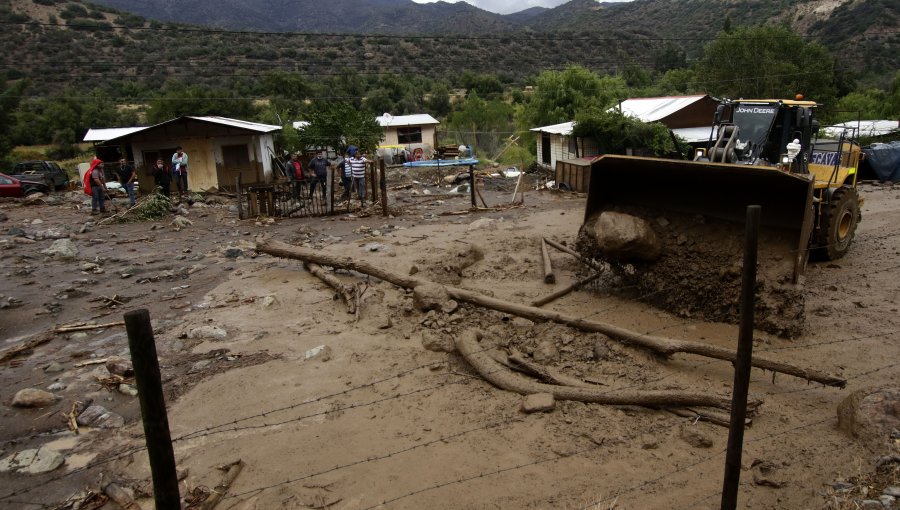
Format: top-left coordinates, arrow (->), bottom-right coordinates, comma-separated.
235,173 -> 243,220
469,164 -> 476,208
124,309 -> 180,509
379,159 -> 388,217
721,205 -> 760,510
369,162 -> 378,205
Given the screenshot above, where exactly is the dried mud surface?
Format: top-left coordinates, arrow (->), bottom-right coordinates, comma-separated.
0,181 -> 898,510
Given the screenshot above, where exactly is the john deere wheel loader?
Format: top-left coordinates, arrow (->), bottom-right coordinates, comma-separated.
577,98 -> 862,337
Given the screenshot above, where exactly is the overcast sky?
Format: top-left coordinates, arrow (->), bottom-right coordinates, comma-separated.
412,0 -> 630,15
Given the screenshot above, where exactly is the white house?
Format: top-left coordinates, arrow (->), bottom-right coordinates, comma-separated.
376,113 -> 439,147
531,95 -> 719,169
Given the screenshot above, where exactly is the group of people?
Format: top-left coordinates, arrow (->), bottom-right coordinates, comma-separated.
151,146 -> 190,198
284,148 -> 370,202
86,146 -> 190,215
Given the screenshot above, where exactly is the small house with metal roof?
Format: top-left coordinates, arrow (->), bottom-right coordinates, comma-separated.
84,116 -> 282,190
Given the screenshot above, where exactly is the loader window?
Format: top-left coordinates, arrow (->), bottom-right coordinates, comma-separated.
732,105 -> 777,149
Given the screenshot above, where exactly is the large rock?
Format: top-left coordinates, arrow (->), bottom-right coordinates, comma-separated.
76,405 -> 125,428
187,325 -> 228,340
521,393 -> 556,413
0,447 -> 65,474
413,283 -> 457,313
40,238 -> 79,261
11,388 -> 61,408
106,356 -> 134,377
837,387 -> 900,448
584,211 -> 661,261
421,331 -> 455,353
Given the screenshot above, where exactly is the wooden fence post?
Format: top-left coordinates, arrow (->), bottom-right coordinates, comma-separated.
380,159 -> 388,217
124,309 -> 180,509
721,205 -> 761,510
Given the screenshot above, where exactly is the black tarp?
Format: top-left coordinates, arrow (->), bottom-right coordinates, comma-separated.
862,141 -> 900,182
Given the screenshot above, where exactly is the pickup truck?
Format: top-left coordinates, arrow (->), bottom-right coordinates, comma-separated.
8,161 -> 70,190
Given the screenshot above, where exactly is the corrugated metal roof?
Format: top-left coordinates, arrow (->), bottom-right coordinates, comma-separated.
824,120 -> 900,138
83,127 -> 146,142
85,116 -> 281,143
618,95 -> 708,122
376,113 -> 439,127
187,116 -> 281,132
530,121 -> 574,135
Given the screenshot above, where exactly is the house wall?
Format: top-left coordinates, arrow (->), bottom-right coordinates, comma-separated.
536,133 -> 600,169
382,125 -> 437,147
127,134 -> 274,190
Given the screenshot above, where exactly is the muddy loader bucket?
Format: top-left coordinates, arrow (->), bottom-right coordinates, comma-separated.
583,155 -> 815,283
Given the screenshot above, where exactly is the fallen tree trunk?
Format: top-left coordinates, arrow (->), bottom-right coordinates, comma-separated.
457,330 -> 735,409
305,263 -> 357,314
256,239 -> 846,388
200,460 -> 244,510
540,239 -> 556,284
0,334 -> 53,363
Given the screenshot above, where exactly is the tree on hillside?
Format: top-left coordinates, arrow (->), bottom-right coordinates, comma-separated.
0,76 -> 27,165
145,80 -> 257,124
521,66 -> 628,128
445,92 -> 515,157
296,102 -> 383,156
695,25 -> 836,104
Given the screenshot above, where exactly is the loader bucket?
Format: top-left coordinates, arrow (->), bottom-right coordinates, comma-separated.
583,155 -> 815,283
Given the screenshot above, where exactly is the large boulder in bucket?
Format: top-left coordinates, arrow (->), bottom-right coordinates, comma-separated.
581,211 -> 661,262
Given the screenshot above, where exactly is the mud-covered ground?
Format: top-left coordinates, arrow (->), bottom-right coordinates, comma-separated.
0,177 -> 898,510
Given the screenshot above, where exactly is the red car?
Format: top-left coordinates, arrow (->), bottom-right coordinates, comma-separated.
0,173 -> 50,197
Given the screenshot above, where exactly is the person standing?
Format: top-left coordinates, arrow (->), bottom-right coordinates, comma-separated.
117,158 -> 137,207
333,152 -> 350,199
349,149 -> 368,202
307,152 -> 329,200
171,146 -> 189,197
285,153 -> 304,200
152,158 -> 172,197
89,160 -> 108,215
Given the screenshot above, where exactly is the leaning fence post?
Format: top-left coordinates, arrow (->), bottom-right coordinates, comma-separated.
379,158 -> 388,217
720,205 -> 761,510
469,164 -> 476,208
124,309 -> 181,509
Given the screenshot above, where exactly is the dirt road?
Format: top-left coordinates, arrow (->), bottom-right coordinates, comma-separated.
1,181 -> 898,509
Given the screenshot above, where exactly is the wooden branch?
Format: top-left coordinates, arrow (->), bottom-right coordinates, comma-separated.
305,263 -> 356,314
0,334 -> 52,363
506,354 -> 591,388
540,239 -> 556,284
531,272 -> 602,307
200,460 -> 244,510
474,184 -> 489,209
457,330 -> 734,409
54,321 -> 125,333
74,358 -> 109,368
255,239 -> 847,388
543,237 -> 606,272
666,407 -> 747,428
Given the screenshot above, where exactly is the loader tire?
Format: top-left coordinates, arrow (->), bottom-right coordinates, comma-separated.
816,187 -> 859,260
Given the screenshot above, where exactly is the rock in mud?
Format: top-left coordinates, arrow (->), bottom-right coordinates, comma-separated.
105,356 -> 134,377
0,447 -> 65,474
837,387 -> 900,448
77,405 -> 125,428
0,211 -> 7,222
304,345 -> 333,361
532,340 -> 559,363
421,331 -> 455,353
679,425 -> 713,448
187,325 -> 228,340
583,211 -> 661,261
23,193 -> 46,205
521,393 -> 556,413
172,215 -> 193,229
11,388 -> 61,408
413,283 -> 453,312
40,238 -> 78,260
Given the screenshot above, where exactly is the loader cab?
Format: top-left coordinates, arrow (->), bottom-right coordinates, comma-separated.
710,99 -> 817,173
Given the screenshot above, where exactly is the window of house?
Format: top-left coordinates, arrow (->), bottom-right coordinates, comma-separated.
397,127 -> 423,144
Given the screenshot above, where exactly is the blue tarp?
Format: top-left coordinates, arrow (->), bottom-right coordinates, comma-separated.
402,158 -> 479,168
863,141 -> 900,182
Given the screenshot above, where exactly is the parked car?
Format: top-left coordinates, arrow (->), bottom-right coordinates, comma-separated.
9,161 -> 70,190
0,173 -> 51,197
